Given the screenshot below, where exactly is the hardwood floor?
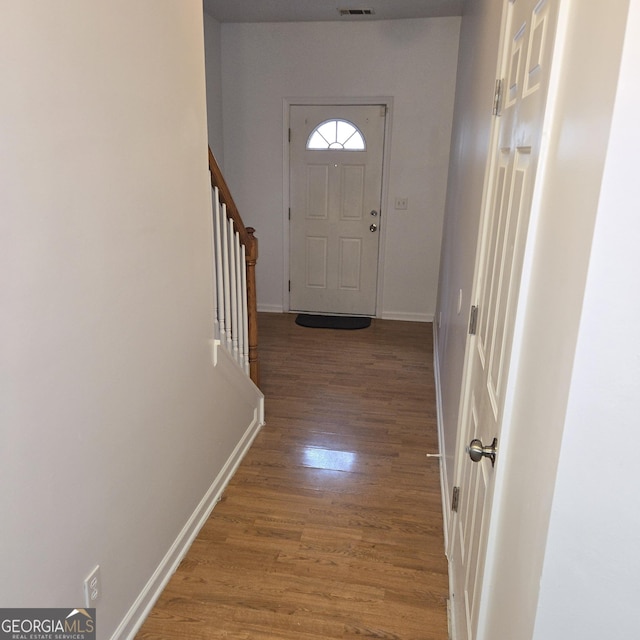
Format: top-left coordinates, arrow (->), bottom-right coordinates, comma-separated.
136,313 -> 449,640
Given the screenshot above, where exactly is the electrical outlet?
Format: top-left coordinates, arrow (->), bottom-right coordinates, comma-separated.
84,565 -> 101,607
394,197 -> 408,210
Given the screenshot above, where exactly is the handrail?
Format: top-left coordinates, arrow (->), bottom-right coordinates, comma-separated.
208,147 -> 259,387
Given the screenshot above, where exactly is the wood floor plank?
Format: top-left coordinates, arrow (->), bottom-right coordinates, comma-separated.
136,313 -> 448,640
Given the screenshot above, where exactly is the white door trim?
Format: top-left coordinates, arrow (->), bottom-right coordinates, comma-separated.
282,96 -> 393,316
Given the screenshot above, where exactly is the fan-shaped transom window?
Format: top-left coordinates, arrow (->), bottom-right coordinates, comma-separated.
306,119 -> 366,151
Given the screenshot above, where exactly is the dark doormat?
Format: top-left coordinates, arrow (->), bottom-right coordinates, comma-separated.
295,314 -> 372,330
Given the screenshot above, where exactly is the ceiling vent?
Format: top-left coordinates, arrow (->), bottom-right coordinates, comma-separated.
338,8 -> 375,16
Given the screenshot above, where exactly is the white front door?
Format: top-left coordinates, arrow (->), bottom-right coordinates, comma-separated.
289,105 -> 385,316
449,1 -> 559,638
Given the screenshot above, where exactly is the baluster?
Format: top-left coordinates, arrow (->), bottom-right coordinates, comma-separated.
228,218 -> 239,359
221,204 -> 232,352
235,230 -> 245,370
213,188 -> 225,339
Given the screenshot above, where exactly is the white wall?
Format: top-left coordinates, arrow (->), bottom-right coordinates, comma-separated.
203,12 -> 225,165
219,18 -> 460,319
532,1 -> 639,637
0,3 -> 260,638
434,0 -> 503,511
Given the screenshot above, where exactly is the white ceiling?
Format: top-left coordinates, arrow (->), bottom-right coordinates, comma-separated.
202,0 -> 463,23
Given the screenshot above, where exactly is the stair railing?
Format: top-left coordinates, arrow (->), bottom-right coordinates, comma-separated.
208,147 -> 259,387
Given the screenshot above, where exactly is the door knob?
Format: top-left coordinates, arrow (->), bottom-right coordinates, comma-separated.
370,223 -> 378,232
468,437 -> 497,467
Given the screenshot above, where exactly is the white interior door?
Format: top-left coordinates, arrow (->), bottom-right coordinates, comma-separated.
289,105 -> 385,316
449,1 -> 559,638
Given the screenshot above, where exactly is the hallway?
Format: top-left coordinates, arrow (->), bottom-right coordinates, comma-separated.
136,313 -> 448,639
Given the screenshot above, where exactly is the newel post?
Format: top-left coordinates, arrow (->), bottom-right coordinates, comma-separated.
245,227 -> 259,387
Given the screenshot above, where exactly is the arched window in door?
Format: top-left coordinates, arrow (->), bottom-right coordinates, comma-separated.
306,119 -> 366,150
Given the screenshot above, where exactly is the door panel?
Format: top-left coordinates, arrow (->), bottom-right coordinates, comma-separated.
305,237 -> 328,288
341,165 -> 365,219
289,105 -> 385,316
338,238 -> 362,290
307,166 -> 329,219
449,1 -> 559,639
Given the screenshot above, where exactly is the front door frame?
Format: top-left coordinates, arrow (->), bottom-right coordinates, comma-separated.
283,96 -> 394,316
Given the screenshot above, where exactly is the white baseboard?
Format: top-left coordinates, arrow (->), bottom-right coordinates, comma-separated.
112,410 -> 263,640
380,310 -> 434,322
257,303 -> 284,313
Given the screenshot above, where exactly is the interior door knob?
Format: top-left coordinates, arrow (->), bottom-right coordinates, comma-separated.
370,223 -> 378,232
468,437 -> 497,467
